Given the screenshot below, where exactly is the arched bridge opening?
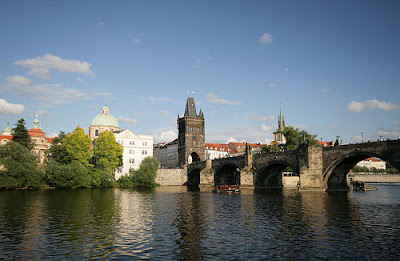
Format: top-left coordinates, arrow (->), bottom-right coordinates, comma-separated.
215,164 -> 240,185
190,152 -> 201,164
187,168 -> 201,186
256,161 -> 299,188
324,151 -> 399,191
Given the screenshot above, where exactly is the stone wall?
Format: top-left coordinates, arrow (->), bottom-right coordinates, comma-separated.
156,169 -> 187,186
350,174 -> 400,183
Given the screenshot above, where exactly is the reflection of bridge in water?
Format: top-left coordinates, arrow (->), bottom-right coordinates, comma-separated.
187,140 -> 400,191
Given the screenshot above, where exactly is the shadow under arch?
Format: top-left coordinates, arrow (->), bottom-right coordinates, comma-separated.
190,152 -> 201,163
324,150 -> 397,191
187,168 -> 201,186
256,160 -> 299,188
214,163 -> 240,185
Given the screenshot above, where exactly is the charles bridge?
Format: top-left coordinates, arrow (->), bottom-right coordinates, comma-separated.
187,139 -> 400,191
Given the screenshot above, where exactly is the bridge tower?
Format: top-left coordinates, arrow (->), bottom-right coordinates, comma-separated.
177,97 -> 205,167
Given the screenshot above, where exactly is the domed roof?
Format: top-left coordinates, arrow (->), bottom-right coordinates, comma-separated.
2,123 -> 12,134
91,105 -> 119,128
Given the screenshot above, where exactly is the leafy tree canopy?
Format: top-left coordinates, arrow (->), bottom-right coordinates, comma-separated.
283,126 -> 319,151
0,142 -> 44,189
94,131 -> 123,174
11,118 -> 34,151
129,157 -> 159,187
46,131 -> 72,165
64,126 -> 93,167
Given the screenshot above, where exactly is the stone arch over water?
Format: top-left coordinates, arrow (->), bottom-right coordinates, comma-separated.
256,160 -> 298,188
214,164 -> 240,185
324,151 -> 398,191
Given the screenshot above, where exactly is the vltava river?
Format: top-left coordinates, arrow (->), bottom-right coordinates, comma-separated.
1,185 -> 399,260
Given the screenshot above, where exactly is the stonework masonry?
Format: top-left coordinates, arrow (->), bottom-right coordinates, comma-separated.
156,169 -> 187,186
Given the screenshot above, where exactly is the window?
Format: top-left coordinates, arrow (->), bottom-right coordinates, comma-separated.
143,141 -> 147,146
129,158 -> 135,164
117,168 -> 122,173
129,149 -> 134,154
142,150 -> 147,155
130,141 -> 135,145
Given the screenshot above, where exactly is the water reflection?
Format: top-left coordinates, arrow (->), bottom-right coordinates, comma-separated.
0,185 -> 399,259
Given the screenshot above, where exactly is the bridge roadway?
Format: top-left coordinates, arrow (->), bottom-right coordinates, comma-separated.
187,139 -> 400,191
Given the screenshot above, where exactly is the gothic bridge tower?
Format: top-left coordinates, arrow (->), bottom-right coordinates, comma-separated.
178,97 -> 205,167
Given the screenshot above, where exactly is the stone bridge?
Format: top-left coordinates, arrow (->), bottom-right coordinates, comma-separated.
187,140 -> 400,191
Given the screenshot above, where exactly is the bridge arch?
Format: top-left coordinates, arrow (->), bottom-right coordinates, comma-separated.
214,163 -> 240,185
324,150 -> 397,191
256,160 -> 299,188
187,168 -> 201,186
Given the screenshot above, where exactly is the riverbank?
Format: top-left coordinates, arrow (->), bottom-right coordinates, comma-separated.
349,174 -> 400,183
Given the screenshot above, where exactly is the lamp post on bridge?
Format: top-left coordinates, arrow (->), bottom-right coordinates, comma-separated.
361,132 -> 363,143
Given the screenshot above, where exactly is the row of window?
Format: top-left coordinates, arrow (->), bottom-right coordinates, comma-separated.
188,127 -> 201,132
128,149 -> 148,155
117,140 -> 149,146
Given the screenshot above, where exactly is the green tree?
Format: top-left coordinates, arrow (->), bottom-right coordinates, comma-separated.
94,131 -> 123,173
11,118 -> 34,151
130,157 -> 159,187
46,131 -> 72,165
283,126 -> 319,151
46,160 -> 91,188
64,126 -> 93,167
0,142 -> 45,189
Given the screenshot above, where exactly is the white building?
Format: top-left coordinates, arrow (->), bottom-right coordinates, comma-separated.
205,143 -> 229,160
356,157 -> 386,170
114,129 -> 153,179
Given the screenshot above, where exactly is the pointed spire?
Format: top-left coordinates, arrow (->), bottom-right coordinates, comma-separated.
199,109 -> 204,117
184,97 -> 197,117
278,105 -> 285,131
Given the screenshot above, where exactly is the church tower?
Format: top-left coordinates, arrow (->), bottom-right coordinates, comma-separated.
177,97 -> 205,167
272,107 -> 286,145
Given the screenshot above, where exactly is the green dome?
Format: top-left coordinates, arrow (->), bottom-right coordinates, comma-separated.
91,105 -> 119,127
2,125 -> 12,133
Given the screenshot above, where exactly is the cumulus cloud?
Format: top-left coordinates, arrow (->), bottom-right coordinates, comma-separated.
153,129 -> 177,143
347,99 -> 398,112
259,33 -> 272,44
15,54 -> 94,79
244,113 -> 275,122
0,99 -> 24,115
117,116 -> 138,124
3,75 -> 88,104
207,93 -> 241,105
207,127 -> 273,145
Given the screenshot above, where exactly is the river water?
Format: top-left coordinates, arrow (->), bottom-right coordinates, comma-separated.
1,184 -> 399,260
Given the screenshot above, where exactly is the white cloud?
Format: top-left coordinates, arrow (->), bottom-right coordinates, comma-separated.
244,113 -> 275,122
91,90 -> 113,97
259,33 -> 272,44
207,93 -> 241,105
137,96 -> 176,104
132,38 -> 142,44
207,127 -> 273,145
226,137 -> 239,143
117,116 -> 138,124
192,59 -> 201,69
347,99 -> 398,112
284,68 -> 289,72
320,88 -> 330,93
158,110 -> 170,118
36,110 -> 55,115
327,123 -> 337,128
153,129 -> 177,143
0,99 -> 24,115
374,128 -> 400,139
394,121 -> 400,127
77,77 -> 85,82
3,75 -> 88,104
269,83 -> 277,88
97,21 -> 104,27
261,124 -> 275,132
15,54 -> 94,79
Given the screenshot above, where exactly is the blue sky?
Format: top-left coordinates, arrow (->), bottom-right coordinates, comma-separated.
0,0 -> 399,144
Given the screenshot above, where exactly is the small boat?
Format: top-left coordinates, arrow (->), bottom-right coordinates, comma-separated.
212,185 -> 240,193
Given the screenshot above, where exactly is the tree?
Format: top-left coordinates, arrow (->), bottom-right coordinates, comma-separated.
283,126 -> 319,151
130,157 -> 159,187
64,126 -> 93,167
94,131 -> 123,174
46,160 -> 91,188
11,118 -> 34,151
0,142 -> 45,189
46,131 -> 72,165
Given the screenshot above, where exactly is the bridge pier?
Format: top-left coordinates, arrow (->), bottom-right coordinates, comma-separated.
199,158 -> 214,185
299,147 -> 326,191
240,166 -> 255,187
